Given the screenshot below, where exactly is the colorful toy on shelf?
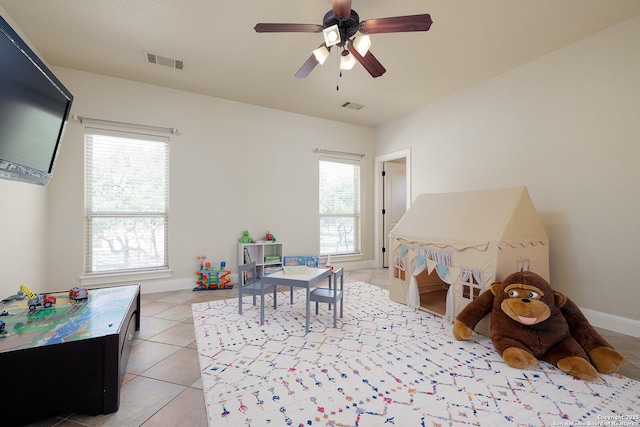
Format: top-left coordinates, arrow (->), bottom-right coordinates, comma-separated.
238,230 -> 254,243
194,255 -> 233,291
265,231 -> 276,242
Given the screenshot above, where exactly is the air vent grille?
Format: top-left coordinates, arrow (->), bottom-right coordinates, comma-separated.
341,102 -> 365,111
145,52 -> 184,70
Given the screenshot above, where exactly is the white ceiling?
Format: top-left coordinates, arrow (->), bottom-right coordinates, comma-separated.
2,0 -> 639,127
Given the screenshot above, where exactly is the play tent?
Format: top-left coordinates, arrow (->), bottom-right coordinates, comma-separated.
388,186 -> 549,328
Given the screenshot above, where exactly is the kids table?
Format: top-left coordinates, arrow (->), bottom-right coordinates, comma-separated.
260,267 -> 332,333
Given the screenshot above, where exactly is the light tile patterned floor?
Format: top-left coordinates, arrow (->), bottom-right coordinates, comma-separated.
26,268 -> 639,426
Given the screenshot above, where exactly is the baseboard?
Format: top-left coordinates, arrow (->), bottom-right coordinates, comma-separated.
140,277 -> 195,294
332,259 -> 378,270
580,307 -> 640,338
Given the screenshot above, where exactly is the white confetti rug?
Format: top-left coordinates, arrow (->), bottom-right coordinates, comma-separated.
192,282 -> 639,426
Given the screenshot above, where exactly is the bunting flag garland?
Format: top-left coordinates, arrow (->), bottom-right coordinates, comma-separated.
427,258 -> 437,275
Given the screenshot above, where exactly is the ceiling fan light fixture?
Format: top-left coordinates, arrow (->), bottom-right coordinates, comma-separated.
313,46 -> 330,65
323,24 -> 340,47
340,51 -> 357,70
255,8 -> 433,80
353,35 -> 371,56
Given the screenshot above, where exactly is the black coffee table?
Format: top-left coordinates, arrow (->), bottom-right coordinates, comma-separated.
0,284 -> 140,425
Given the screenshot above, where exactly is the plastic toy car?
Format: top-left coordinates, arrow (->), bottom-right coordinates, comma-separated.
28,294 -> 56,310
69,287 -> 89,300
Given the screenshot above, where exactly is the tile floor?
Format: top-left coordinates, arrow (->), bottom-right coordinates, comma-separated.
27,268 -> 639,427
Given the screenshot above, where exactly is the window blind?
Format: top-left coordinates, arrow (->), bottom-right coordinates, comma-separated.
319,156 -> 361,255
84,127 -> 170,274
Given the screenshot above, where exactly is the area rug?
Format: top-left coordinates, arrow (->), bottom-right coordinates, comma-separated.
192,282 -> 639,426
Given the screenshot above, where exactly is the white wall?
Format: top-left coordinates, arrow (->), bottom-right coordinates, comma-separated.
46,68 -> 375,293
0,7 -> 48,297
0,180 -> 48,296
376,16 -> 640,327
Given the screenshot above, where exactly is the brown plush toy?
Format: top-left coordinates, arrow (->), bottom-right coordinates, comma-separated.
453,271 -> 626,381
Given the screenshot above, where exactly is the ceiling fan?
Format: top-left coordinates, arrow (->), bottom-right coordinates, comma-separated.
254,0 -> 433,79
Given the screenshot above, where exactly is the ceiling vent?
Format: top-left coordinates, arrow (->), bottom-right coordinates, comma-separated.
145,52 -> 184,70
341,102 -> 365,111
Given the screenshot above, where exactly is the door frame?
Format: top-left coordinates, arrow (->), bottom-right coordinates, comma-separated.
374,149 -> 412,268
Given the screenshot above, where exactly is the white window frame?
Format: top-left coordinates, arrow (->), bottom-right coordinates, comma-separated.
461,270 -> 483,302
82,127 -> 170,283
319,155 -> 361,256
393,252 -> 407,281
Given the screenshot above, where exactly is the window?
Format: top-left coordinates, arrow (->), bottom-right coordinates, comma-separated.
319,157 -> 360,255
461,270 -> 483,302
393,253 -> 406,281
85,128 -> 169,274
517,259 -> 530,272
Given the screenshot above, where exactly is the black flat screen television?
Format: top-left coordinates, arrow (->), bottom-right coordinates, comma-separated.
0,14 -> 73,186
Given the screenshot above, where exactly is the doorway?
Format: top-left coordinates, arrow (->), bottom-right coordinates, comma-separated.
375,149 -> 411,268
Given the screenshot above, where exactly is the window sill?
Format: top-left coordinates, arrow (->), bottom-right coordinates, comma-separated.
80,268 -> 172,286
321,253 -> 363,263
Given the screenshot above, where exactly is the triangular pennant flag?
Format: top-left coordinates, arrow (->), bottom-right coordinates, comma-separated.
427,258 -> 437,274
449,267 -> 462,282
436,263 -> 449,279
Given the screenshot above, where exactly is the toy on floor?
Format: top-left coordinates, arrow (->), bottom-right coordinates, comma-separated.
238,230 -> 254,243
453,271 -> 626,381
194,255 -> 232,291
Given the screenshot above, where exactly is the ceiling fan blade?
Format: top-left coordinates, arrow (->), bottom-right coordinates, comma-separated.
295,44 -> 333,78
254,23 -> 323,33
332,0 -> 352,18
295,54 -> 319,78
349,46 -> 386,78
359,14 -> 433,34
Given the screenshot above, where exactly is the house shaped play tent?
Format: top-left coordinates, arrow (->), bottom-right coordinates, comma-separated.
388,186 -> 549,328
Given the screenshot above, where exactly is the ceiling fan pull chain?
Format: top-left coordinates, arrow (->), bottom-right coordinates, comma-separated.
336,51 -> 340,91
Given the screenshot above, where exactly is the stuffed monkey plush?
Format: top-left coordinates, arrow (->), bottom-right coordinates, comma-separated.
453,271 -> 626,381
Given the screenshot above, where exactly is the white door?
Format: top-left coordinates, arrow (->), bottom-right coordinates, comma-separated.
383,161 -> 407,267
